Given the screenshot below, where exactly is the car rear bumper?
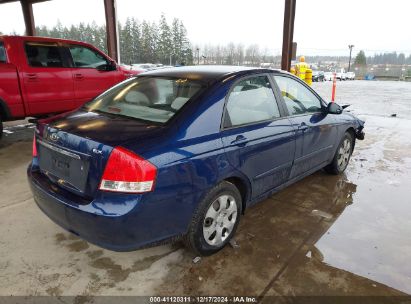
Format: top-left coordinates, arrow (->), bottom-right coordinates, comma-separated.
27,164 -> 190,251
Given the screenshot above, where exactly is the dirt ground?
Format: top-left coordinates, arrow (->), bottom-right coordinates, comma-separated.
0,80 -> 410,303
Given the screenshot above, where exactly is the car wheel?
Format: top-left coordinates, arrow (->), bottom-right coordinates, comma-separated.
0,117 -> 3,139
324,132 -> 354,175
184,181 -> 242,256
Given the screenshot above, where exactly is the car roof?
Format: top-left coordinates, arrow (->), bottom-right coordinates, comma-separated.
0,35 -> 98,48
140,65 -> 287,83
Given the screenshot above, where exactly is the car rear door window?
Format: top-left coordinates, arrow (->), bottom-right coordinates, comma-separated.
0,42 -> 6,63
25,42 -> 64,67
273,76 -> 322,115
224,75 -> 281,128
69,45 -> 109,68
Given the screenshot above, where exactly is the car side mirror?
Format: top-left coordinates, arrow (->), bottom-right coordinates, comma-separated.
327,102 -> 343,114
96,61 -> 117,71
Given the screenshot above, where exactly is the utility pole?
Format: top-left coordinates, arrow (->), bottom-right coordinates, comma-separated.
196,48 -> 200,65
281,0 -> 296,71
348,44 -> 354,72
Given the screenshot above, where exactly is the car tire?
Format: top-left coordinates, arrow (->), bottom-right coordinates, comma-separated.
324,131 -> 354,175
0,117 -> 3,139
184,181 -> 242,256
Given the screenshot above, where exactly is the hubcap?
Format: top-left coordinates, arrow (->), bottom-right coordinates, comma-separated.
203,194 -> 238,246
337,138 -> 351,170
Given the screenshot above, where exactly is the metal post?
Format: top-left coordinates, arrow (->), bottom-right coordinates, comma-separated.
104,0 -> 119,63
331,72 -> 337,102
21,0 -> 36,36
348,44 -> 354,72
281,0 -> 296,71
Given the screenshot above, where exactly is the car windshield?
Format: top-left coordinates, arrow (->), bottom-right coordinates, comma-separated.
83,76 -> 204,124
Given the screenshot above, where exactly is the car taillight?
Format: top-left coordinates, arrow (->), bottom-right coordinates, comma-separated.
32,135 -> 38,157
99,147 -> 157,193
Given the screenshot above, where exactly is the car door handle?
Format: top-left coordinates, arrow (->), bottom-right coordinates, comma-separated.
74,73 -> 84,79
298,123 -> 309,131
26,73 -> 37,80
231,135 -> 247,146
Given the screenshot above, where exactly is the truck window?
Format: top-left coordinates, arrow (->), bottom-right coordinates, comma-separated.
25,43 -> 64,68
69,45 -> 109,69
0,42 -> 6,63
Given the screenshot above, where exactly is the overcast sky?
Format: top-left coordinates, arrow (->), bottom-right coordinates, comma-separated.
1,0 -> 410,56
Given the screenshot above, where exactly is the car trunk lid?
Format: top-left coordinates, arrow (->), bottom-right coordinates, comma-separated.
36,110 -> 164,199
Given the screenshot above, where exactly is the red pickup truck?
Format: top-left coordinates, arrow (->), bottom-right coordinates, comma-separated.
0,35 -> 141,137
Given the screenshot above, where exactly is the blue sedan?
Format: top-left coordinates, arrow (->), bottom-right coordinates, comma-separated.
28,66 -> 365,256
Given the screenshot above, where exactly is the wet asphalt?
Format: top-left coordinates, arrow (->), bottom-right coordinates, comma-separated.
0,80 -> 410,302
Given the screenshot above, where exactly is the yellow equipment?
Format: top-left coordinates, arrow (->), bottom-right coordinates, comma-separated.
295,56 -> 309,81
290,55 -> 312,86
305,69 -> 312,86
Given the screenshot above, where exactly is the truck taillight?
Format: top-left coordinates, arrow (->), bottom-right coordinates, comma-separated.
99,147 -> 157,193
32,135 -> 38,157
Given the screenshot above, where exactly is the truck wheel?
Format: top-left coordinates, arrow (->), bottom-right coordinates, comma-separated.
184,181 -> 242,256
324,132 -> 354,175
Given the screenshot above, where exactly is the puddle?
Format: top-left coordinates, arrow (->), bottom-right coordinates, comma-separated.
311,209 -> 333,220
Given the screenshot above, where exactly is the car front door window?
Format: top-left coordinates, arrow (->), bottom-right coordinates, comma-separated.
273,76 -> 322,115
69,45 -> 109,69
224,75 -> 280,128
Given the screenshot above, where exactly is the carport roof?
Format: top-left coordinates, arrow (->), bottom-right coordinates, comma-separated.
1,0 -> 297,71
0,0 -> 49,3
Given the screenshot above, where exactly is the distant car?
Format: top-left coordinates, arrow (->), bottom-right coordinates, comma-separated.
336,72 -> 347,81
346,72 -> 355,80
324,72 -> 334,81
312,71 -> 324,82
28,66 -> 365,256
119,63 -> 133,70
131,63 -> 157,71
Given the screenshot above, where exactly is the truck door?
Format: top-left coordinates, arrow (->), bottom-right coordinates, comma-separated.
67,44 -> 117,106
20,41 -> 75,115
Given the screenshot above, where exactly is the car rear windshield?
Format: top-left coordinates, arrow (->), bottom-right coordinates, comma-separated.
83,76 -> 204,124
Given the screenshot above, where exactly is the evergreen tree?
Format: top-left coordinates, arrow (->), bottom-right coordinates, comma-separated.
354,50 -> 367,66
171,18 -> 182,64
179,21 -> 192,65
120,18 -> 133,64
158,14 -> 172,64
140,21 -> 158,63
130,18 -> 141,63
